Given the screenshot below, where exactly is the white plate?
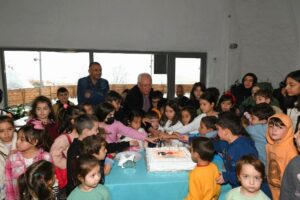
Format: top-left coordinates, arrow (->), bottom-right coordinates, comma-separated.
115,151 -> 142,162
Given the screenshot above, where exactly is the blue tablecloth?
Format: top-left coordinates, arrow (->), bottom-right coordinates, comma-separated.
106,153 -> 231,200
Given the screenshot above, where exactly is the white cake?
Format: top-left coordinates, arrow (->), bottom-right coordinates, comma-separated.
145,147 -> 196,172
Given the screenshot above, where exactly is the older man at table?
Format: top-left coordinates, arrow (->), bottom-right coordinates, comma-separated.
77,62 -> 109,106
123,73 -> 153,115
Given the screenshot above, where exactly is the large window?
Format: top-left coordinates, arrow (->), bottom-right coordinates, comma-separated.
41,52 -> 89,86
93,53 -> 167,85
4,51 -> 89,89
3,50 -> 206,106
5,51 -> 40,89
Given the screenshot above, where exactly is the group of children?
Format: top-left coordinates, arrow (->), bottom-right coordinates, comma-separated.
0,69 -> 299,200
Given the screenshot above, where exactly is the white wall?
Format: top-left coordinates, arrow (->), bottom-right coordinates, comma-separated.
233,0 -> 299,87
0,0 -> 299,92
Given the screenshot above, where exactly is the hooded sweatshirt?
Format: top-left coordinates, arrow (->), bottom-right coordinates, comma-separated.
266,113 -> 298,200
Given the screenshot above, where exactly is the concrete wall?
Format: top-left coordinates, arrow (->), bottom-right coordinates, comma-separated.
0,0 -> 299,93
233,0 -> 299,87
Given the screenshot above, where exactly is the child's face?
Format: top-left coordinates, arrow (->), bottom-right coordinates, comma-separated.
238,164 -> 262,196
57,92 -> 69,104
16,131 -> 37,152
82,165 -> 101,189
244,76 -> 254,89
83,122 -> 99,138
130,117 -> 142,130
251,86 -> 260,97
83,105 -> 94,115
285,77 -> 300,96
268,123 -> 287,142
255,96 -> 271,104
94,146 -> 107,161
36,102 -> 51,121
111,100 -> 121,112
152,98 -> 160,109
149,118 -> 159,130
181,110 -> 191,125
200,99 -> 214,114
165,105 -> 175,121
216,125 -> 228,141
294,130 -> 300,152
198,122 -> 211,135
0,122 -> 14,144
193,86 -> 203,99
220,100 -> 233,112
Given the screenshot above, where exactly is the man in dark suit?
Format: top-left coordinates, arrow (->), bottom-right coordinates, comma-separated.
123,73 -> 153,115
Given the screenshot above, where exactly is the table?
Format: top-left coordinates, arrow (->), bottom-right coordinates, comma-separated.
106,153 -> 231,200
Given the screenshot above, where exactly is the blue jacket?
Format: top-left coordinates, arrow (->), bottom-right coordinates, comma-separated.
246,124 -> 267,166
77,76 -> 109,105
213,136 -> 258,187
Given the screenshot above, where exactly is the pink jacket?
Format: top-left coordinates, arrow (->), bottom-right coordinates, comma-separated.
99,120 -> 147,143
5,149 -> 52,200
50,131 -> 78,169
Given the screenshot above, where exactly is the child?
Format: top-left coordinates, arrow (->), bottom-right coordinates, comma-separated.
18,160 -> 57,200
280,129 -> 300,200
180,106 -> 197,127
254,89 -> 283,113
144,111 -> 164,132
96,102 -> 156,144
80,102 -> 94,115
218,93 -> 236,113
50,106 -> 81,189
28,95 -> 59,142
185,137 -> 220,200
53,87 -> 75,120
226,155 -> 270,200
122,110 -> 146,151
246,103 -> 275,166
66,114 -> 99,195
179,116 -> 218,143
266,114 -> 298,200
213,112 -> 258,188
5,124 -> 53,200
106,90 -> 124,122
0,116 -> 17,200
198,116 -> 218,138
188,82 -> 206,110
159,100 -> 183,145
81,134 -> 108,184
67,155 -> 111,200
199,92 -> 218,117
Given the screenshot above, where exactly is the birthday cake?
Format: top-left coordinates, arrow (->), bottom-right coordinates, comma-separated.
145,147 -> 196,172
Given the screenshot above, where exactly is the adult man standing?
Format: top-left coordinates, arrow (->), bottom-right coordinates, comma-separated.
123,73 -> 153,114
77,62 -> 109,105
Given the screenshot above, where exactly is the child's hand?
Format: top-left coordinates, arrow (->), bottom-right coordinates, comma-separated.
149,128 -> 160,136
130,140 -> 139,146
146,137 -> 159,144
142,117 -> 151,126
178,135 -> 189,142
216,173 -> 225,184
104,164 -> 112,175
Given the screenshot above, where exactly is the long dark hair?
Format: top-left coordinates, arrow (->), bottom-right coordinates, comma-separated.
190,82 -> 206,100
30,96 -> 56,121
18,124 -> 52,152
95,102 -> 115,122
285,70 -> 300,111
161,100 -> 180,127
58,105 -> 81,134
18,160 -> 55,200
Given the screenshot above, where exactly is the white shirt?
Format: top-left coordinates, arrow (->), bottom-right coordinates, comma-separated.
176,113 -> 206,134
